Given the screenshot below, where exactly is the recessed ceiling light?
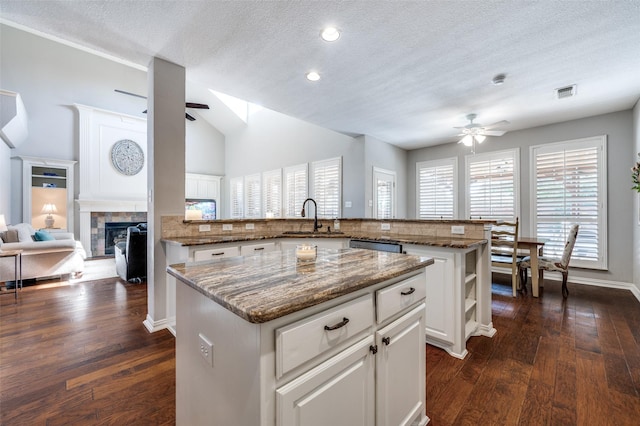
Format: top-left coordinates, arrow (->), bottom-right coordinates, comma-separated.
321,27 -> 340,42
306,71 -> 320,81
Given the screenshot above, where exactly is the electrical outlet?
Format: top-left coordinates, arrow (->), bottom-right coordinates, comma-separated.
198,333 -> 214,368
222,224 -> 233,231
451,225 -> 465,235
381,223 -> 391,231
245,223 -> 255,230
199,224 -> 211,232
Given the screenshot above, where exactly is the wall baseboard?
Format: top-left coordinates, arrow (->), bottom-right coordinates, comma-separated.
143,314 -> 169,333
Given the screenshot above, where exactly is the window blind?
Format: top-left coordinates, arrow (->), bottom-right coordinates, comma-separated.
376,178 -> 393,219
311,157 -> 341,219
466,149 -> 519,221
531,136 -> 607,269
262,169 -> 282,218
417,158 -> 457,219
229,177 -> 244,219
244,173 -> 261,218
284,164 -> 308,218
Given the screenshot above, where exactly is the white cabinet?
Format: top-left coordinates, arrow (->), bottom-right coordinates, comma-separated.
405,244 -> 493,359
376,303 -> 426,426
185,173 -> 221,200
193,245 -> 240,261
276,336 -> 375,426
240,242 -> 277,256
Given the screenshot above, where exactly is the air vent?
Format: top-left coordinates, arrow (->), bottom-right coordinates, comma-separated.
556,85 -> 577,99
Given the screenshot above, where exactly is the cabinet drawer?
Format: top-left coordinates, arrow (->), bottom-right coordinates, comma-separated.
276,294 -> 373,378
240,242 -> 276,256
376,272 -> 426,324
193,246 -> 240,262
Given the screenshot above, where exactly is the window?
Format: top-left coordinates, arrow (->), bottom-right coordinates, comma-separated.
262,169 -> 282,218
373,167 -> 396,219
229,177 -> 244,219
416,158 -> 457,219
530,136 -> 607,270
465,149 -> 519,221
311,157 -> 342,218
284,164 -> 308,217
244,173 -> 261,218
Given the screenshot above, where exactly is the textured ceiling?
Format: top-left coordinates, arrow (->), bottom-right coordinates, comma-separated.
1,1 -> 639,149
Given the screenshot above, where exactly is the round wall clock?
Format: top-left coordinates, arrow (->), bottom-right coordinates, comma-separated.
111,139 -> 144,176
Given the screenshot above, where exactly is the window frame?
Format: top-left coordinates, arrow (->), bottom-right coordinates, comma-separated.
465,148 -> 520,221
416,157 -> 458,220
283,163 -> 309,218
529,135 -> 608,270
310,157 -> 342,219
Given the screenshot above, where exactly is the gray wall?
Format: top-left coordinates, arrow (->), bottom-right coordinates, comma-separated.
224,106 -> 365,218
408,110 -> 635,286
633,100 -> 640,293
363,135 -> 408,218
0,24 -> 225,227
0,141 -> 10,216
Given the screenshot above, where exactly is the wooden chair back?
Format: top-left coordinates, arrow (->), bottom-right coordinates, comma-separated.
491,218 -> 521,296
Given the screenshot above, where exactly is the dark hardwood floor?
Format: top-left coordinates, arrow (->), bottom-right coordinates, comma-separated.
1,274 -> 639,425
0,278 -> 175,425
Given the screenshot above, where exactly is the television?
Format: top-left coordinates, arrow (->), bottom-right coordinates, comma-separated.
185,199 -> 216,220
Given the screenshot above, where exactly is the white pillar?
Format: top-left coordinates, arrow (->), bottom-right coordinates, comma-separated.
143,57 -> 185,332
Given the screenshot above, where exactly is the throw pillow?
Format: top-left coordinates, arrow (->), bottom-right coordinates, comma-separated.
9,223 -> 35,242
34,230 -> 55,241
0,229 -> 19,243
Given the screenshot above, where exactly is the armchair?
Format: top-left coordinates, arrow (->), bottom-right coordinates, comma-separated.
114,224 -> 147,283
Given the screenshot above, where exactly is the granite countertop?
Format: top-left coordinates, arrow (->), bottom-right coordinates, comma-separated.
163,232 -> 486,249
167,248 -> 433,324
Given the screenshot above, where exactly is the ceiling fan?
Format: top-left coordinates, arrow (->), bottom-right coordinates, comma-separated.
454,113 -> 509,147
114,89 -> 209,121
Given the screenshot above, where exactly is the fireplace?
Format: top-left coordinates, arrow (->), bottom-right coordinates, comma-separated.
104,222 -> 141,255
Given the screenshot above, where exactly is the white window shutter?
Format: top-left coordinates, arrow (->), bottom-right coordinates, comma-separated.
262,169 -> 282,218
244,173 -> 261,218
284,164 -> 308,218
311,157 -> 341,219
229,177 -> 244,219
417,158 -> 457,219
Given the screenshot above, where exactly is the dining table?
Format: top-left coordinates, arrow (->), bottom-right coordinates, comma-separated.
518,237 -> 546,297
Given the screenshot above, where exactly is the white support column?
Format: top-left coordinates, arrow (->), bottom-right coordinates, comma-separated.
144,57 -> 185,333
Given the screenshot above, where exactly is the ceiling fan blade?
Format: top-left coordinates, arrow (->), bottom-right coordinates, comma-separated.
484,120 -> 510,129
481,130 -> 506,136
115,89 -> 147,99
186,102 -> 209,109
186,112 -> 196,121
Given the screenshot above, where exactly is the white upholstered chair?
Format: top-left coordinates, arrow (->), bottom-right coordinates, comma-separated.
520,224 -> 579,298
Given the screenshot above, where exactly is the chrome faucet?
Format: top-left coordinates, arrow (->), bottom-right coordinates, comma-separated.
301,198 -> 323,233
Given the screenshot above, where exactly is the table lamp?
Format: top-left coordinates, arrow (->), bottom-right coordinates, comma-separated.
41,203 -> 57,228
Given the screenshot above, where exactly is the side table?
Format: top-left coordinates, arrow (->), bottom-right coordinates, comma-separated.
0,249 -> 23,302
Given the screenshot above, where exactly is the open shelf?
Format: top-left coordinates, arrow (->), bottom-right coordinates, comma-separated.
465,298 -> 476,314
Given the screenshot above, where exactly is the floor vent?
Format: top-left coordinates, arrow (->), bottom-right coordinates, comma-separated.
556,84 -> 577,99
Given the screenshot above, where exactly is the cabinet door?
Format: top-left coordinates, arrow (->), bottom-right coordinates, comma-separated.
277,336 -> 375,426
376,303 -> 426,426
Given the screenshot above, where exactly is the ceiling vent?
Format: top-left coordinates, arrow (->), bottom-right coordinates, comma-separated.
555,84 -> 577,99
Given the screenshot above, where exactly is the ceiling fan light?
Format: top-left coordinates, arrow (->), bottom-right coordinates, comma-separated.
461,135 -> 473,146
321,27 -> 340,42
306,71 -> 320,81
475,134 -> 486,143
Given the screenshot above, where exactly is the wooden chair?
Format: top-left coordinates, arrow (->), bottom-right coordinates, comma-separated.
491,218 -> 524,297
520,224 -> 579,298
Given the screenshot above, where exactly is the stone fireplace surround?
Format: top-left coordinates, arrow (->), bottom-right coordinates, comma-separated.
92,212 -> 147,257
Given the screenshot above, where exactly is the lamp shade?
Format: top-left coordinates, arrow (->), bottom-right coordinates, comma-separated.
0,214 -> 7,232
41,203 -> 58,214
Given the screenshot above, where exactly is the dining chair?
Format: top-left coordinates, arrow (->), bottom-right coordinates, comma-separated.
519,224 -> 579,298
491,218 -> 524,297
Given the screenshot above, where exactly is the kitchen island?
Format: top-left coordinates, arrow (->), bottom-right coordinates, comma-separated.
168,248 -> 433,426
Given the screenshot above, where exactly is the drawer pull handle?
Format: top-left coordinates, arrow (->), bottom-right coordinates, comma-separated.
254,247 -> 265,251
382,336 -> 391,345
324,317 -> 349,331
211,252 -> 224,256
401,287 -> 416,296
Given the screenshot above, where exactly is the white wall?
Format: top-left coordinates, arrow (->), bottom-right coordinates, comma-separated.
224,106 -> 365,218
0,24 -> 225,229
0,141 -> 10,219
408,110 -> 635,287
633,100 -> 640,294
363,135 -> 408,218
